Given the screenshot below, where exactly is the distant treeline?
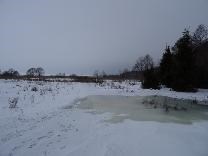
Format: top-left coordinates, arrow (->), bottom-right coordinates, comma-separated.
0,67 -> 141,82
1,24 -> 207,92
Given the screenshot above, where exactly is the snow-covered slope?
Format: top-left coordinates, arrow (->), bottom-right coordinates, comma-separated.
0,80 -> 208,156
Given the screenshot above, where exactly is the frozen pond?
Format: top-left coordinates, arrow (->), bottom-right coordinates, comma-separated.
77,95 -> 208,124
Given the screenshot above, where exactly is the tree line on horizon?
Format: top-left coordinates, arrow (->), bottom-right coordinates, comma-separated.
0,67 -> 45,78
0,24 -> 207,92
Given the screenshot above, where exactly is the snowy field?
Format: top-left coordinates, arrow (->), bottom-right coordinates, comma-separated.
0,79 -> 208,156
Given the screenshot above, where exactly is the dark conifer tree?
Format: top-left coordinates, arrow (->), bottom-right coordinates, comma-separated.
171,29 -> 196,92
159,46 -> 173,87
142,67 -> 160,89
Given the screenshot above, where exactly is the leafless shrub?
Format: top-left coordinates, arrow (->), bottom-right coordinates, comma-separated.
40,89 -> 46,96
8,97 -> 19,108
31,86 -> 38,92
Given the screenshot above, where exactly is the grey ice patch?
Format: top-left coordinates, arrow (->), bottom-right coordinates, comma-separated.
77,95 -> 208,124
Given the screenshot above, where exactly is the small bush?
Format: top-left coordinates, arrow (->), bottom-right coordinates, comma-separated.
31,87 -> 38,92
8,97 -> 19,108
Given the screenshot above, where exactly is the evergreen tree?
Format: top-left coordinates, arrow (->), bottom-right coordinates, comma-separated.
142,67 -> 160,89
171,29 -> 196,92
192,25 -> 208,88
159,46 -> 173,87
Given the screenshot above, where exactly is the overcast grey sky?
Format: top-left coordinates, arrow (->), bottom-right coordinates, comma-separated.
1,0 -> 208,75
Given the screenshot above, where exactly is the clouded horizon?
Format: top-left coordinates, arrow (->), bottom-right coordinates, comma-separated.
1,0 -> 208,75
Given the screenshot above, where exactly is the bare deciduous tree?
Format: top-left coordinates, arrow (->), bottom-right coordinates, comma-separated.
133,54 -> 154,72
26,67 -> 45,77
26,68 -> 36,76
36,67 -> 45,76
192,24 -> 208,46
2,68 -> 19,77
133,57 -> 145,72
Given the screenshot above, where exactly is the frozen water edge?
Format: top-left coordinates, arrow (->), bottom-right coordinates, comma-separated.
0,80 -> 208,156
77,95 -> 208,124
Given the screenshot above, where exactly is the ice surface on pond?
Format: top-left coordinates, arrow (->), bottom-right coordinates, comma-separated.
77,95 -> 208,124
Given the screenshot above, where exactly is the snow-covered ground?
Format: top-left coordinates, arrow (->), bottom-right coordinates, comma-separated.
0,79 -> 208,156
